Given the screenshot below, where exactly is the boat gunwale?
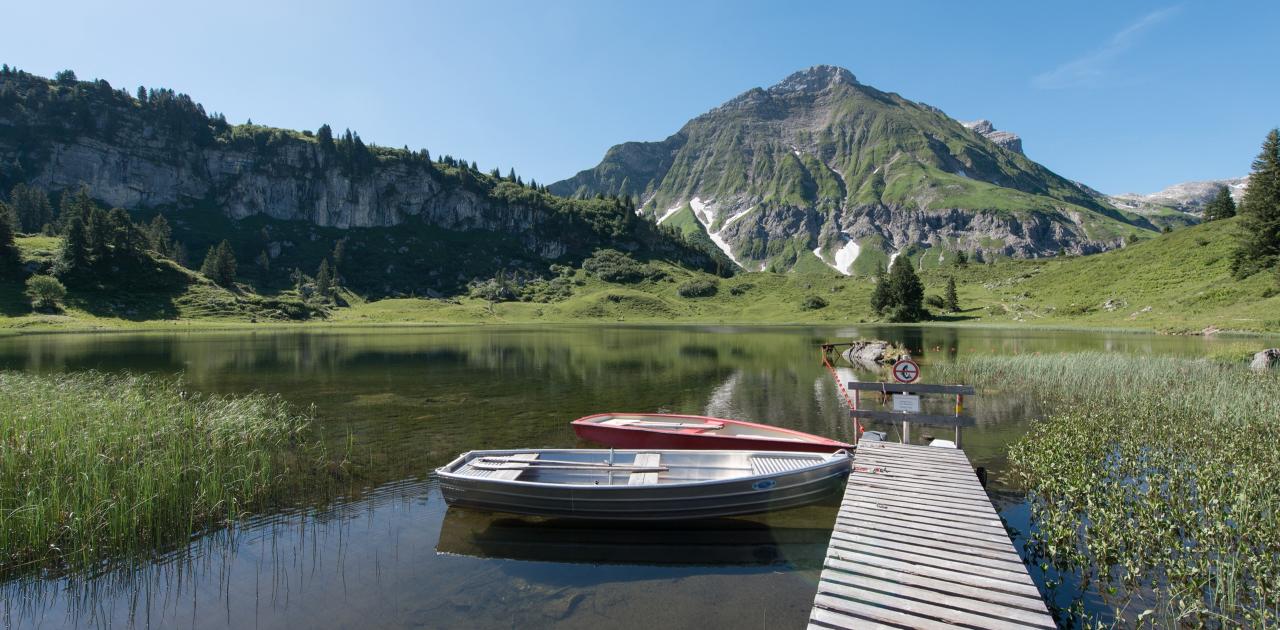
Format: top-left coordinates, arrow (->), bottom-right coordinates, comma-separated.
435,448 -> 853,491
571,412 -> 853,447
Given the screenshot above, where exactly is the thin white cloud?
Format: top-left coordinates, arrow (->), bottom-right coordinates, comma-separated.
1033,6 -> 1181,89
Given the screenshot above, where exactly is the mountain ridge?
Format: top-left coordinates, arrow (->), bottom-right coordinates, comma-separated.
0,65 -> 725,295
553,65 -> 1152,273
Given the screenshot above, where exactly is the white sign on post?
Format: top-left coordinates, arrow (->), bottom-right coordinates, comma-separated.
892,394 -> 921,413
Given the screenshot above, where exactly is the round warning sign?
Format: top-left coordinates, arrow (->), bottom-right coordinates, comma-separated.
891,358 -> 920,384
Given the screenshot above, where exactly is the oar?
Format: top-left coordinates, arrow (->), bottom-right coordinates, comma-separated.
614,420 -> 723,430
471,462 -> 668,472
475,456 -> 659,468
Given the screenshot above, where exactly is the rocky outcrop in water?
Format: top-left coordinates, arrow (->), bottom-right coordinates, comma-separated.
1251,348 -> 1280,371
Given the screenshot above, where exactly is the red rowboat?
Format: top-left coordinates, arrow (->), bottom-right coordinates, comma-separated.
571,413 -> 853,453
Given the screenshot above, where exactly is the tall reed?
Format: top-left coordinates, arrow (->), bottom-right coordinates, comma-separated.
0,371 -> 327,574
936,354 -> 1280,627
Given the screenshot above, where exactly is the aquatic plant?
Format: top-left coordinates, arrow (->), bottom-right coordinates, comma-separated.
0,371 -> 333,574
936,354 -> 1280,627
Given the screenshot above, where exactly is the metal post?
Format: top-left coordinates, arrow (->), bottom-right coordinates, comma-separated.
902,421 -> 910,444
955,393 -> 964,448
853,389 -> 860,446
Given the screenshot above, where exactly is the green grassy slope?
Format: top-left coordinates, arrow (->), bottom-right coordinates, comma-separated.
4,218 -> 1276,334
938,217 -> 1279,332
1,236 -> 323,331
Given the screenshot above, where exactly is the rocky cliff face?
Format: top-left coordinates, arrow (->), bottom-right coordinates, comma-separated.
0,69 -> 722,284
962,120 -> 1023,155
0,68 -> 725,294
29,134 -> 553,239
553,65 -> 1148,273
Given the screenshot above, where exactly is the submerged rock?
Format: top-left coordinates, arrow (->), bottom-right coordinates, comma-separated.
1250,348 -> 1280,371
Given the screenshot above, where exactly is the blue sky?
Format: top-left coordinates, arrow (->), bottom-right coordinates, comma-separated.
3,1 -> 1276,194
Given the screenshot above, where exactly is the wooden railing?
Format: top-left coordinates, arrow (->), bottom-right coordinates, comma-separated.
844,381 -> 976,446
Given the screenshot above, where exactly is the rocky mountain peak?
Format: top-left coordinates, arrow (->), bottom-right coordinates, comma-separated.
769,65 -> 858,94
553,67 -> 1146,272
962,119 -> 1023,155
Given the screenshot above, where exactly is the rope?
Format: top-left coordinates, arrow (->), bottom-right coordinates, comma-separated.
820,346 -> 863,437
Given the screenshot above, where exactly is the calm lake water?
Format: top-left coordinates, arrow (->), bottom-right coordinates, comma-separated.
0,325 -> 1243,629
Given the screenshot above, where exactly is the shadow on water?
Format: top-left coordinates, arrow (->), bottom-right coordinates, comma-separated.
0,325 -> 1246,628
436,508 -> 835,571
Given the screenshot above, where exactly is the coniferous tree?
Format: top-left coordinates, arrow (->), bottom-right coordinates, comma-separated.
1203,185 -> 1236,221
886,256 -> 925,322
58,186 -> 95,233
331,238 -> 347,276
317,124 -> 334,151
200,240 -> 237,287
55,216 -> 90,274
255,250 -> 271,283
9,184 -> 54,233
85,208 -> 111,263
952,250 -> 968,268
315,259 -> 333,299
146,214 -> 174,257
105,208 -> 144,260
0,200 -> 16,233
870,266 -> 892,314
1231,129 -> 1280,278
944,276 -> 960,312
0,206 -> 18,266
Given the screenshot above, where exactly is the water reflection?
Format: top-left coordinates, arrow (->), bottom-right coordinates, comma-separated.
435,509 -> 833,569
0,325 -> 1244,628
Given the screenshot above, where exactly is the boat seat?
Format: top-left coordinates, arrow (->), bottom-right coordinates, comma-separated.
487,453 -> 539,481
749,454 -> 812,476
629,453 -> 661,485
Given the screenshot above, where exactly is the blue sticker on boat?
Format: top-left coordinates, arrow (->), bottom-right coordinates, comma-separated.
752,479 -> 776,491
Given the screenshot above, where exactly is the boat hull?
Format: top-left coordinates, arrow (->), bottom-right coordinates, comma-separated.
436,449 -> 851,521
572,413 -> 853,453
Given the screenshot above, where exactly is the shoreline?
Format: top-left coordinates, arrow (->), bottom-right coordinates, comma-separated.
2,315 -> 1276,339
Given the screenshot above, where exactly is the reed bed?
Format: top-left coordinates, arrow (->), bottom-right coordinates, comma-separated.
936,354 -> 1280,627
0,371 -> 329,574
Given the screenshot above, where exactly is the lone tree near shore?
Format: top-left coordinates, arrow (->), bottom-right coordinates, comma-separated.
200,240 -> 238,287
1231,128 -> 1280,278
871,257 -> 926,322
944,276 -> 960,312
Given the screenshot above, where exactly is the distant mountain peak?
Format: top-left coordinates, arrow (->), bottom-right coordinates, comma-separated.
553,69 -> 1146,272
962,119 -> 1023,155
769,65 -> 858,94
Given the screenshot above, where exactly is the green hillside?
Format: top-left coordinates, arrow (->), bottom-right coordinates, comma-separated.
6,217 -> 1274,334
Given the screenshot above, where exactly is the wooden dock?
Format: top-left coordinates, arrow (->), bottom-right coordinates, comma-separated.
808,441 -> 1055,629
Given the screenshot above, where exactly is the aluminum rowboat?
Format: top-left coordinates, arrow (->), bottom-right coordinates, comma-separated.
571,413 -> 854,453
436,448 -> 852,520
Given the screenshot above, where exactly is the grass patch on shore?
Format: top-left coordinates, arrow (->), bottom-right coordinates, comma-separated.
936,354 -> 1280,626
0,371 -> 341,574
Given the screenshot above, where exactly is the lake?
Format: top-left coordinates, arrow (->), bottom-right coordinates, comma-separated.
0,325 -> 1240,628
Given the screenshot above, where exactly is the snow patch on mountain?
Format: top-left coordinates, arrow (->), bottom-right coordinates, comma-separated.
689,197 -> 749,269
833,238 -> 860,275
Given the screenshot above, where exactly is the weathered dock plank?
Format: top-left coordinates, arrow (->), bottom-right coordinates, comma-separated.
809,441 -> 1055,629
